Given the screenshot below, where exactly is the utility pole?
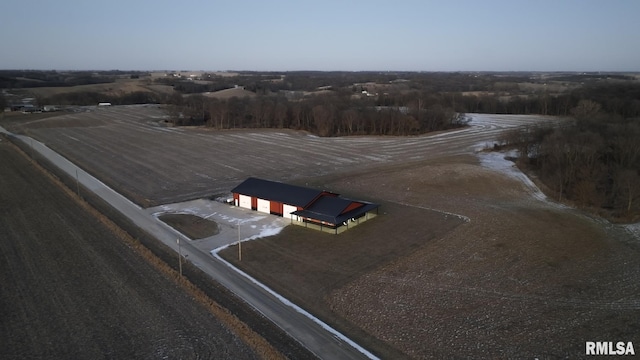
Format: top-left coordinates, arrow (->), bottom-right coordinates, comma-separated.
177,238 -> 183,276
238,220 -> 242,261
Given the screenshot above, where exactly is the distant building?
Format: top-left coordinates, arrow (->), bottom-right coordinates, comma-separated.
374,106 -> 410,114
21,105 -> 37,113
280,90 -> 305,100
43,105 -> 60,112
8,97 -> 38,112
9,104 -> 37,113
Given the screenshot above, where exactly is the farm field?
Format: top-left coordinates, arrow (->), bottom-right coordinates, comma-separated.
0,139 -> 262,359
232,155 -> 640,358
4,105 -> 557,207
3,105 -> 639,358
10,78 -> 174,98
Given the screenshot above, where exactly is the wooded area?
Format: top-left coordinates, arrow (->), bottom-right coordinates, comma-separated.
166,92 -> 470,136
160,72 -> 639,137
0,70 -> 146,88
501,99 -> 640,219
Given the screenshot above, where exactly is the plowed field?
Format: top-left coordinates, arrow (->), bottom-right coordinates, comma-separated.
6,105 -> 555,207
5,106 -> 638,358
0,139 -> 258,360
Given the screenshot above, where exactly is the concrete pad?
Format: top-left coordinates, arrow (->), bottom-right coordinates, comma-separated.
146,199 -> 289,252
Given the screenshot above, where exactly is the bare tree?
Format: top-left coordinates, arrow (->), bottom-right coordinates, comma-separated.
612,123 -> 640,169
291,102 -> 303,129
571,99 -> 601,120
341,109 -> 357,135
0,92 -> 7,112
540,131 -> 573,201
274,101 -> 288,128
615,169 -> 640,215
250,99 -> 263,128
312,104 -> 335,137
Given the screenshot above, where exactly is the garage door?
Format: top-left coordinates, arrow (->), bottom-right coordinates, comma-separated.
257,198 -> 270,214
239,195 -> 252,209
282,204 -> 298,221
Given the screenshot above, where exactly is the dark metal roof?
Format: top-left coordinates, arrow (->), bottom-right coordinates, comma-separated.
293,198 -> 379,225
232,177 -> 379,226
304,196 -> 355,216
231,177 -> 330,208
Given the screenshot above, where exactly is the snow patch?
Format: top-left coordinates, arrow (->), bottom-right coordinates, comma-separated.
149,199 -> 269,225
477,150 -> 561,205
625,223 -> 640,241
242,223 -> 285,241
149,199 -> 287,245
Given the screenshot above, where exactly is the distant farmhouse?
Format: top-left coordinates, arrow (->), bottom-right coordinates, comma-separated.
7,97 -> 39,113
231,178 -> 379,234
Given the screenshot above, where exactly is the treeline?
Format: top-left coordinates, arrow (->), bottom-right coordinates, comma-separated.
161,72 -> 640,120
456,83 -> 640,118
362,81 -> 640,119
37,91 -> 166,106
158,71 -> 502,94
167,93 -> 469,136
0,70 -> 127,89
156,73 -> 282,94
156,77 -> 237,94
502,100 -> 640,219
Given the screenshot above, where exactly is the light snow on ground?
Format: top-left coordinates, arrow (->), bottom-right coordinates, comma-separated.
476,149 -> 554,204
625,223 -> 640,241
147,199 -> 288,247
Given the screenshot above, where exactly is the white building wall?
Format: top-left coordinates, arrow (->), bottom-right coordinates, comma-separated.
257,198 -> 270,213
239,195 -> 252,209
282,204 -> 298,221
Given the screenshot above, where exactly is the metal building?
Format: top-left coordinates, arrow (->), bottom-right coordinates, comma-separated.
231,177 -> 379,233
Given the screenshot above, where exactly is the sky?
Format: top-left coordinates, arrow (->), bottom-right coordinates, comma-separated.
2,0 -> 639,72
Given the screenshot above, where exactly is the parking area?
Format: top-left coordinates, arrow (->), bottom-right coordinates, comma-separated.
147,199 -> 289,252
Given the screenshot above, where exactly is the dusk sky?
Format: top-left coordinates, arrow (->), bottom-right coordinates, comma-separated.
2,0 -> 639,72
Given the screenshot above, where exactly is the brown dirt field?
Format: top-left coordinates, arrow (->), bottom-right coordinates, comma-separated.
4,107 -> 637,358
222,154 -> 640,358
0,140 -> 260,359
4,112 -> 109,129
0,111 -> 64,126
2,106 -> 553,208
159,213 -> 219,239
220,201 -> 464,359
202,87 -> 257,99
141,83 -> 176,95
319,156 -> 640,358
19,79 -> 162,98
4,135 -> 315,360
